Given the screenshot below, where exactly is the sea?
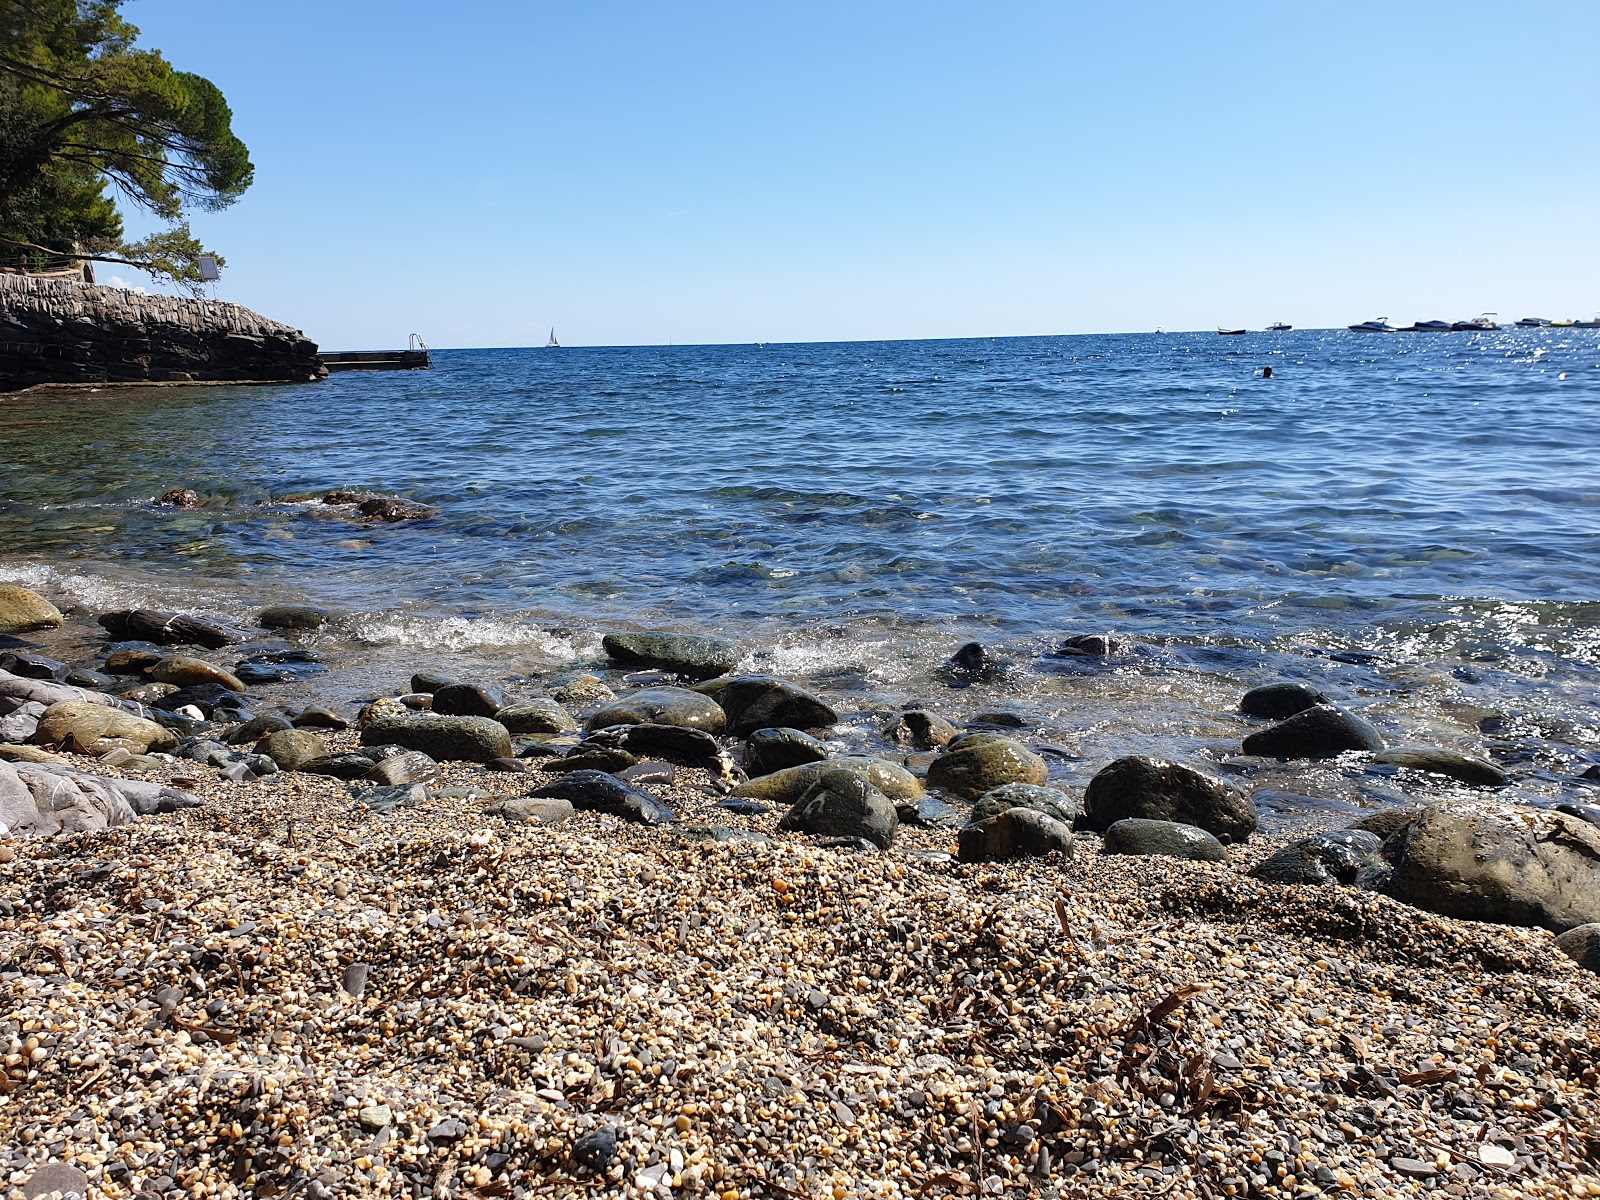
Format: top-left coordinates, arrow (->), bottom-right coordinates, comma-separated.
3,329 -> 1598,827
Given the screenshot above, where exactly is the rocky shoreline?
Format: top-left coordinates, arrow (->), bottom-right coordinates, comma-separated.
1,584 -> 1598,1199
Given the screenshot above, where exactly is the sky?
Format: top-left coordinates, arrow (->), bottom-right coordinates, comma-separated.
110,0 -> 1600,349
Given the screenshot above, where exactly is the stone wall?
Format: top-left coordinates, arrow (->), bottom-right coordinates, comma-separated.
0,274 -> 325,390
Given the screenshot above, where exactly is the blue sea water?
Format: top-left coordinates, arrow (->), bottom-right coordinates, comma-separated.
3,328 -> 1599,813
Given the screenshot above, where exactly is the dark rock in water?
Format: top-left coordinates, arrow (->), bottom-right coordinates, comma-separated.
1556,801 -> 1600,829
497,699 -> 578,735
301,752 -> 379,780
483,796 -> 573,825
779,769 -> 898,849
257,728 -> 328,770
716,799 -> 771,816
677,823 -> 774,845
1582,764 -> 1600,783
1082,756 -> 1257,842
621,669 -> 678,687
1101,819 -> 1227,862
333,494 -> 435,522
159,488 -> 204,508
410,671 -> 457,695
228,712 -> 293,744
1241,704 -> 1384,760
544,748 -> 639,774
1370,747 -> 1508,787
970,710 -> 1028,728
0,652 -> 67,681
744,727 -> 829,777
1389,809 -> 1600,932
1053,633 -> 1121,658
699,675 -> 837,737
1554,923 -> 1600,974
926,734 -> 1049,801
235,657 -> 327,685
938,641 -> 1007,687
586,687 -> 726,734
882,709 -> 958,749
363,750 -> 437,786
361,714 -> 513,763
103,645 -> 163,674
1350,807 -> 1428,841
602,631 -> 740,681
970,782 -> 1079,826
432,682 -> 508,719
1251,830 -> 1383,885
257,604 -> 330,631
154,683 -> 247,719
353,784 -> 426,813
97,609 -> 246,649
552,674 -> 615,706
583,722 -> 727,770
292,705 -> 348,730
958,808 -> 1075,862
571,1125 -> 619,1173
530,769 -> 676,825
64,668 -> 114,690
1239,682 -> 1330,720
618,760 -> 676,786
896,796 -> 962,828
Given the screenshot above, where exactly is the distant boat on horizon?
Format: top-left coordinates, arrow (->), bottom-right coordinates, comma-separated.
1349,317 -> 1395,333
1516,317 -> 1551,328
1575,315 -> 1600,328
1452,313 -> 1499,331
1404,319 -> 1453,332
1266,322 -> 1292,332
545,327 -> 560,348
1217,326 -> 1247,336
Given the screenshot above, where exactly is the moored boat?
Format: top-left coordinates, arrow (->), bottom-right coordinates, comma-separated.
1516,317 -> 1551,328
1267,321 -> 1291,331
1217,327 -> 1247,336
1576,316 -> 1600,329
1452,313 -> 1498,331
1348,318 -> 1394,333
1404,320 -> 1453,332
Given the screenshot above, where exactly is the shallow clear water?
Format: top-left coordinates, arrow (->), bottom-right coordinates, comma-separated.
3,329 -> 1599,823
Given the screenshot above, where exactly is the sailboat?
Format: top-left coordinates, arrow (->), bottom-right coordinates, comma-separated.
545,327 -> 560,348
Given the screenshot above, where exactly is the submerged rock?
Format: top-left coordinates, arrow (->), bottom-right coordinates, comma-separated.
602,631 -> 740,680
1370,747 -> 1507,787
1082,756 -> 1257,842
938,641 -> 1007,687
1241,705 -> 1384,760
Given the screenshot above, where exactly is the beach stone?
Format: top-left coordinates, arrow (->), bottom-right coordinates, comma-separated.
227,712 -> 293,744
602,631 -> 740,680
543,748 -> 639,774
20,1161 -> 88,1199
779,769 -> 898,850
0,744 -> 70,764
63,668 -> 113,690
700,675 -> 837,736
970,710 -> 1028,728
617,760 -> 675,786
744,727 -> 829,776
552,674 -> 615,706
530,769 -> 676,825
1350,807 -> 1428,841
410,671 -> 456,695
0,701 -> 45,744
361,714 -> 513,763
926,734 -> 1049,801
258,604 -> 331,630
958,808 -> 1075,862
1554,923 -> 1600,974
0,586 -> 62,635
363,750 -> 437,786
104,647 -> 162,675
486,756 -> 535,773
1370,747 -> 1507,787
882,709 -> 958,749
34,701 -> 175,755
939,641 -> 1006,686
497,698 -> 578,735
1082,755 -> 1257,841
1240,682 -> 1330,720
1054,633 -> 1121,657
1557,801 -> 1600,829
97,608 -> 245,649
1101,819 -> 1227,862
717,799 -> 770,816
292,705 -> 348,730
432,682 -> 508,718
1251,829 -> 1383,885
970,782 -> 1079,826
581,723 -> 729,772
0,652 -> 67,681
587,686 -> 726,734
352,784 -> 425,813
301,752 -> 379,780
897,796 -> 962,827
256,728 -> 327,770
572,1125 -> 619,1173
1,759 -> 200,836
1242,704 -> 1384,759
1389,809 -> 1600,932
732,756 -> 923,805
150,655 -> 246,693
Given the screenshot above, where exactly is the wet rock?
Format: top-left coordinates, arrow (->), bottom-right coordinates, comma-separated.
0,586 -> 62,635
292,705 -> 348,730
1101,819 -> 1227,862
1251,830 -> 1383,885
897,796 -> 962,827
1554,923 -> 1600,974
699,675 -> 837,736
497,698 -> 578,735
1239,682 -> 1330,720
1389,809 -> 1600,932
431,682 -> 508,718
552,674 -> 615,706
744,727 -> 829,776
1370,747 -> 1507,787
97,609 -> 245,649
1350,807 -> 1428,841
159,487 -> 204,508
882,709 -> 958,749
150,655 -> 246,693
970,782 -> 1079,826
257,604 -> 331,630
336,494 -> 435,522
1053,633 -> 1121,657
104,646 -> 163,675
63,668 -> 114,690
617,760 -> 675,787
926,734 -> 1049,802
938,641 -> 1007,686
1082,756 -> 1256,841
234,650 -> 327,685
602,631 -> 740,680
582,723 -> 730,772
301,752 -> 380,780
1241,704 -> 1384,760
363,750 -> 437,786
34,700 -> 176,756
257,728 -> 328,771
717,799 -> 771,816
352,784 -> 426,813
361,714 -> 513,763
732,756 -> 923,805
586,686 -> 726,734
970,710 -> 1028,728
0,652 -> 67,681
227,712 -> 293,744
958,808 -> 1075,862
778,769 -> 898,850
410,671 -> 456,695
544,748 -> 639,774
530,770 -> 676,825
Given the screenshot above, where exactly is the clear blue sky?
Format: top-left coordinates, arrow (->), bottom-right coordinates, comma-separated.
114,0 -> 1600,348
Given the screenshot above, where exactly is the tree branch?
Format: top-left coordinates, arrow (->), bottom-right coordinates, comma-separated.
0,233 -> 154,271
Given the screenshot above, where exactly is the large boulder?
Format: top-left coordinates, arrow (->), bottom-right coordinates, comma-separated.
926,734 -> 1049,801
529,770 -> 675,825
1100,819 -> 1227,862
957,808 -> 1074,863
1251,830 -> 1383,885
970,782 -> 1079,826
0,759 -> 200,837
1370,748 -> 1507,788
34,700 -> 176,755
0,586 -> 62,635
1388,809 -> 1600,932
360,714 -> 512,763
1554,924 -> 1600,974
1081,756 -> 1257,842
602,632 -> 740,681
744,727 -> 829,777
1241,705 -> 1383,760
696,675 -> 837,737
97,609 -> 246,649
150,656 -> 246,693
586,687 -> 726,734
1239,683 -> 1329,720
778,769 -> 898,850
732,756 -> 922,805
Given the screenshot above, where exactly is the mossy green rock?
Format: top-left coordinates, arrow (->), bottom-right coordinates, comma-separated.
925,735 -> 1048,801
602,632 -> 740,680
586,687 -> 726,734
744,727 -> 829,777
150,655 -> 246,693
1101,819 -> 1227,862
257,727 -> 328,771
497,699 -> 579,735
732,755 -> 922,805
0,586 -> 62,635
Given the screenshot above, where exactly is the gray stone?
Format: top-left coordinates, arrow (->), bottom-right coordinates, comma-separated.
1251,829 -> 1383,885
497,698 -> 578,735
778,769 -> 899,849
552,675 -> 615,706
257,728 -> 327,771
359,1104 -> 393,1130
361,714 -> 513,763
63,668 -> 113,690
530,770 -> 676,825
0,759 -> 200,837
926,734 -> 1049,801
1082,756 -> 1257,842
258,604 -> 330,630
1240,682 -> 1330,720
483,796 -> 575,826
571,1125 -> 619,1172
744,726 -> 829,776
410,671 -> 456,695
21,1161 -> 88,1199
699,675 -> 837,736
352,784 -> 427,813
957,808 -> 1075,862
34,700 -> 176,755
432,682 -> 508,718
602,631 -> 740,680
301,752 -> 379,780
0,585 -> 62,636
1554,923 -> 1600,974
96,608 -> 246,649
1370,747 -> 1507,787
363,750 -> 437,786
586,686 -> 726,734
1241,704 -> 1384,760
1101,818 -> 1227,862
581,722 -> 730,772
0,651 -> 66,681
970,782 -> 1079,826
897,796 -> 963,827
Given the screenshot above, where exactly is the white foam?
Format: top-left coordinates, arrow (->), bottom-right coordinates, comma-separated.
351,612 -> 589,658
